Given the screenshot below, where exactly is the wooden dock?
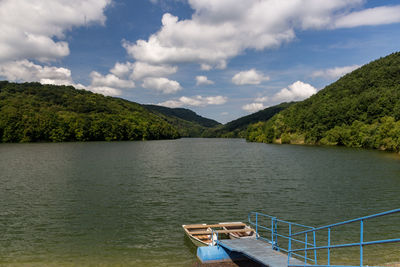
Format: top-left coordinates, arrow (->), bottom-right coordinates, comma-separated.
218,239 -> 306,267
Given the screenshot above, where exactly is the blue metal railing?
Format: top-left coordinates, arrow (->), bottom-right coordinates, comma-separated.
248,209 -> 400,267
288,208 -> 400,267
248,212 -> 318,264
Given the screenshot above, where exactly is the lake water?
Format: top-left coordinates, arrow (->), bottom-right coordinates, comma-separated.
0,138 -> 399,266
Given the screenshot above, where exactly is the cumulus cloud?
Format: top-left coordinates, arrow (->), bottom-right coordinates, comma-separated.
232,69 -> 270,85
142,77 -> 182,94
110,62 -> 134,78
334,5 -> 400,28
0,0 -> 111,63
121,1 -> 400,70
312,65 -> 360,79
196,75 -> 214,86
273,81 -> 317,102
88,86 -> 122,96
0,60 -> 78,86
158,95 -> 227,107
0,60 -> 89,91
0,0 -> 115,96
254,96 -> 269,103
109,61 -> 178,81
90,71 -> 135,89
131,61 -> 177,80
242,103 -> 266,113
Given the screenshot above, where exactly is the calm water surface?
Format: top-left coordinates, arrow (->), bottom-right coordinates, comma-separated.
0,139 -> 399,266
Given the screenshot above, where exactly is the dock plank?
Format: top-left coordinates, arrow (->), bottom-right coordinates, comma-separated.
218,239 -> 305,267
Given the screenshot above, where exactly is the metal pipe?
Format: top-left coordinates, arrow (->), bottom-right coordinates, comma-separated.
360,220 -> 363,266
292,208 -> 400,237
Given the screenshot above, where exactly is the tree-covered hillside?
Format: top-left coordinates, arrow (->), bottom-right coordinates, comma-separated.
203,102 -> 293,138
246,52 -> 400,152
144,105 -> 220,128
0,81 -> 180,142
144,104 -> 221,137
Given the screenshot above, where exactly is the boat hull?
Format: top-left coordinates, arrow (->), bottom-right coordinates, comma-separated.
220,222 -> 257,239
182,224 -> 213,247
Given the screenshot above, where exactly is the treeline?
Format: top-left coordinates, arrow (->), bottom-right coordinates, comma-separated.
203,102 -> 293,138
245,52 -> 400,152
143,104 -> 220,137
0,81 -> 179,142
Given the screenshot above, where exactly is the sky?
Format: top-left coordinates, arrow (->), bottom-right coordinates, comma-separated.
0,0 -> 400,123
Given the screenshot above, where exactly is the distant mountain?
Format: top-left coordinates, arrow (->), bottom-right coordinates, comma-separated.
203,102 -> 293,138
0,81 -> 182,142
144,104 -> 220,127
246,52 -> 400,152
0,81 -> 224,142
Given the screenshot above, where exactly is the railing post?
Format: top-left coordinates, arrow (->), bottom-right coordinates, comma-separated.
271,217 -> 274,247
255,213 -> 258,240
360,219 -> 364,266
313,229 -> 317,264
305,232 -> 308,264
274,218 -> 279,251
288,223 -> 292,266
328,227 -> 331,265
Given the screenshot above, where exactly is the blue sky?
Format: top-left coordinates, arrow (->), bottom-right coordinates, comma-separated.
0,0 -> 400,123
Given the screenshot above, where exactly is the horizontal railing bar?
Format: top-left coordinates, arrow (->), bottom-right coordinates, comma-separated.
363,238 -> 400,245
292,208 -> 400,237
272,232 -> 316,247
249,212 -> 314,229
289,251 -> 316,262
249,211 -> 275,219
275,218 -> 315,229
251,225 -> 272,231
290,238 -> 400,252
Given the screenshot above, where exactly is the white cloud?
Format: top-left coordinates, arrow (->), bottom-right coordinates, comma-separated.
90,71 -> 135,89
131,61 -> 177,80
110,62 -> 134,78
232,69 -> 270,85
157,100 -> 183,108
200,64 -> 212,71
158,95 -> 227,107
109,61 -> 177,81
311,65 -> 360,79
0,59 -> 88,89
254,96 -> 269,103
242,103 -> 266,113
0,0 -> 115,97
196,75 -> 214,86
142,77 -> 182,94
0,59 -> 71,84
273,81 -> 317,102
0,0 -> 111,63
121,1 -> 400,70
88,86 -> 121,96
335,5 -> 400,28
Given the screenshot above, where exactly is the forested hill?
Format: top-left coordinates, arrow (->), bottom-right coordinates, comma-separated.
0,81 -> 182,142
144,105 -> 220,127
246,52 -> 400,152
203,102 -> 293,138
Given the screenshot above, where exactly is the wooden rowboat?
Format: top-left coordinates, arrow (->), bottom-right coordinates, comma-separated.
182,222 -> 256,246
182,224 -> 214,246
220,222 -> 257,239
